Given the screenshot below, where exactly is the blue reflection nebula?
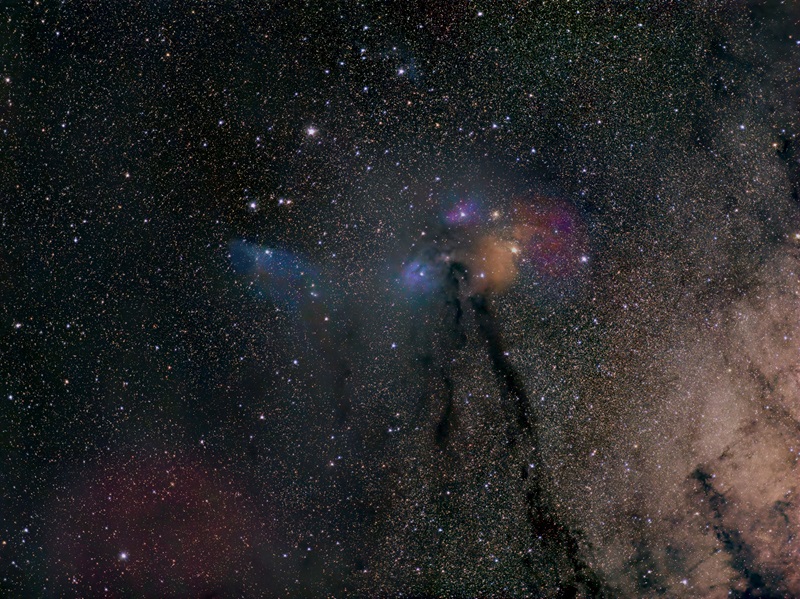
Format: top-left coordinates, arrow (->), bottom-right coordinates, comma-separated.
401,259 -> 440,294
229,240 -> 321,307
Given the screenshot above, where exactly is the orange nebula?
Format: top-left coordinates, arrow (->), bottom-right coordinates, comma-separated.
467,235 -> 520,293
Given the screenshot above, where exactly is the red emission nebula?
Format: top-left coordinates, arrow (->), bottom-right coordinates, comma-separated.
45,452 -> 272,597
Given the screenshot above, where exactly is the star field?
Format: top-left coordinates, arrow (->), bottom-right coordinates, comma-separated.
2,1 -> 800,597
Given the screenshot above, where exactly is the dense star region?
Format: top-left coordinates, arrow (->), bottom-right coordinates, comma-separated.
2,1 -> 800,597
